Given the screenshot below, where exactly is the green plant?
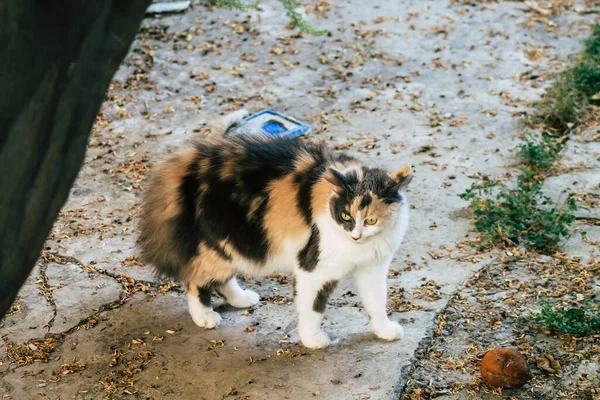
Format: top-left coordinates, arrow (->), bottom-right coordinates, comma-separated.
535,23 -> 600,131
572,56 -> 600,96
534,300 -> 600,336
536,69 -> 586,130
584,24 -> 600,57
208,0 -> 259,11
518,134 -> 561,169
460,171 -> 576,251
208,0 -> 327,35
278,0 -> 328,36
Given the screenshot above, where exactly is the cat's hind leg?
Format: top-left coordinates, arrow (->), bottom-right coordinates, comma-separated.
186,284 -> 222,329
216,276 -> 260,308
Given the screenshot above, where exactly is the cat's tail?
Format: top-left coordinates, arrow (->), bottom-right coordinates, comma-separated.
137,147 -> 199,280
209,108 -> 249,138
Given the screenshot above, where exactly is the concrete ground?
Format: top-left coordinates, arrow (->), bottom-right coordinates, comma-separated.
0,0 -> 595,399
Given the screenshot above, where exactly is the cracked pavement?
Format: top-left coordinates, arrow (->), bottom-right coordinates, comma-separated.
0,0 -> 596,398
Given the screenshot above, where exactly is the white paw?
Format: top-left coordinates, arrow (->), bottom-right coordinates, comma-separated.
372,320 -> 404,341
227,289 -> 260,309
190,309 -> 222,329
300,330 -> 331,349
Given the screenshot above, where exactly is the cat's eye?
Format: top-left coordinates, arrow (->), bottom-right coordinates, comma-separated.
340,212 -> 352,221
365,217 -> 378,225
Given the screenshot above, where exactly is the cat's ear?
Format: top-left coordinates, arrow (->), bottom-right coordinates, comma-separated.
324,168 -> 349,194
390,164 -> 413,191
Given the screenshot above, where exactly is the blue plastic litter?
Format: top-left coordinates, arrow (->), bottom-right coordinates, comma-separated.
233,109 -> 310,139
262,121 -> 287,135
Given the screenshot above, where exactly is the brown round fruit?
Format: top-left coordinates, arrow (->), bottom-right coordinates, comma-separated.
480,348 -> 531,389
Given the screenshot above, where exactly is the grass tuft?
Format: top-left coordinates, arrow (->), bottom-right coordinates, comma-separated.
535,24 -> 600,131
536,71 -> 585,131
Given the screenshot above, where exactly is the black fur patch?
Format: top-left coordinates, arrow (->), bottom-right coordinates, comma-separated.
313,280 -> 338,313
295,156 -> 327,225
198,277 -> 233,306
358,194 -> 372,210
329,193 -> 355,232
175,161 -> 202,263
199,179 -> 270,262
198,284 -> 213,307
297,225 -> 320,271
333,153 -> 357,164
361,167 -> 403,204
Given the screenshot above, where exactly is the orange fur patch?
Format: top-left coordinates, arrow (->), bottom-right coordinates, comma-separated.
186,243 -> 235,287
198,158 -> 211,175
391,164 -> 411,183
311,176 -> 335,218
364,196 -> 393,221
294,150 -> 316,173
349,196 -> 361,216
150,148 -> 197,221
220,158 -> 237,181
264,175 -> 310,253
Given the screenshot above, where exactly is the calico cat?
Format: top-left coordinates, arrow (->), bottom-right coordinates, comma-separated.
138,134 -> 412,349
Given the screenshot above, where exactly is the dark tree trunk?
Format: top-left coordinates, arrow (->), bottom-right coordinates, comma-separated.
0,0 -> 151,319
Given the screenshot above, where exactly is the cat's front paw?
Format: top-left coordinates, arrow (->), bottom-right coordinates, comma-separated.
300,330 -> 331,349
372,320 -> 404,341
227,289 -> 260,308
190,309 -> 222,329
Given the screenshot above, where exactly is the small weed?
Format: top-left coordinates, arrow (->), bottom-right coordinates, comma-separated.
278,0 -> 328,36
207,0 -> 327,35
518,133 -> 561,169
460,171 -> 576,252
208,0 -> 259,11
534,300 -> 600,336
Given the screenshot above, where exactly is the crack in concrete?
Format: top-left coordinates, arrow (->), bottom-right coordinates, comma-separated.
41,251 -> 183,294
36,259 -> 58,334
0,252 -> 182,377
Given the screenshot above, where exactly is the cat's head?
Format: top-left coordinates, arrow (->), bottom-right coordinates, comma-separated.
324,165 -> 412,243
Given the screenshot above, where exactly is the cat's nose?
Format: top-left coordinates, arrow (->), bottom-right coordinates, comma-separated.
351,234 -> 361,241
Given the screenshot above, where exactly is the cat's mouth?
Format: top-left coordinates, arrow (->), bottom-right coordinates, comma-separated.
347,233 -> 367,244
